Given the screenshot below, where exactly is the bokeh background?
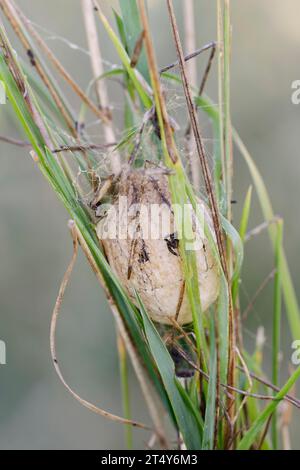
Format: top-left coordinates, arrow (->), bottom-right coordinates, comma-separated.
0,0 -> 300,449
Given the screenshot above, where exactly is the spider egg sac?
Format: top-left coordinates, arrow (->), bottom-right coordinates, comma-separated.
96,170 -> 220,325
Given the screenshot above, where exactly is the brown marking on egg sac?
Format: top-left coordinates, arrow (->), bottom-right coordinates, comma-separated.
138,240 -> 150,264
164,233 -> 179,256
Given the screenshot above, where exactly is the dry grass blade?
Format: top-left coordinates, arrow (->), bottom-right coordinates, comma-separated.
130,30 -> 145,69
50,220 -> 150,431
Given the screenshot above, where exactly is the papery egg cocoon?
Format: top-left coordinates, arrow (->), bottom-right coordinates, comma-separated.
96,170 -> 220,325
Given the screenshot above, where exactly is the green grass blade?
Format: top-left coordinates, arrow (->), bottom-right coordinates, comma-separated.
239,186 -> 253,242
117,334 -> 133,449
232,186 -> 252,303
221,214 -> 243,282
136,293 -> 203,450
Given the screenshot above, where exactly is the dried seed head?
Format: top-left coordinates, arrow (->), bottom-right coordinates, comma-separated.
96,169 -> 220,325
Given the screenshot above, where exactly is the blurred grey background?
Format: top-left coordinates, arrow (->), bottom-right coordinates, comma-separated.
0,0 -> 300,449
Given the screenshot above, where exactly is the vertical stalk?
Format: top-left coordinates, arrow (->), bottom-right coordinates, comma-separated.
117,333 -> 133,449
183,0 -> 197,88
82,0 -> 130,448
217,0 -> 226,192
166,0 -> 236,446
81,0 -> 121,176
272,219 -> 283,449
217,0 -> 236,445
183,0 -> 200,189
223,0 -> 233,222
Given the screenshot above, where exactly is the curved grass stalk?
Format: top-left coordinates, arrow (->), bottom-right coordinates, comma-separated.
50,220 -> 150,431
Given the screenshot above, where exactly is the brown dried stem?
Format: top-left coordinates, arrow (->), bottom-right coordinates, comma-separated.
137,0 -> 178,165
11,0 -> 110,125
0,0 -> 75,136
50,220 -> 150,431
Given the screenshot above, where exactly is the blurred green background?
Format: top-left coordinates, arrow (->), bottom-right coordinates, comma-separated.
0,0 -> 300,449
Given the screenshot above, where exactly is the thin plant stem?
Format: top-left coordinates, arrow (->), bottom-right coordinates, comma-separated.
0,134 -> 30,147
272,219 -> 283,449
160,42 -> 216,74
245,217 -> 281,242
236,366 -> 300,409
0,135 -> 116,153
242,269 -> 276,320
117,332 -> 133,449
184,42 -> 216,141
